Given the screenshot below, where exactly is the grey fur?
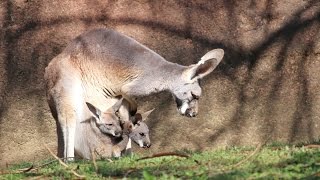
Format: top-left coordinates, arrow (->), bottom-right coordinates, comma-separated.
112,109 -> 154,158
85,98 -> 123,137
76,107 -> 153,159
44,28 -> 224,160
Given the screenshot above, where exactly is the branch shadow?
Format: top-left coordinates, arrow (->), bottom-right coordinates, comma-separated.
209,0 -> 320,145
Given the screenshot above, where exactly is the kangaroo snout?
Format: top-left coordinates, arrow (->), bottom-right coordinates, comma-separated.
185,108 -> 197,117
177,99 -> 199,118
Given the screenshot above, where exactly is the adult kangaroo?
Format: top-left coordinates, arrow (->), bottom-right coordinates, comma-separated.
44,28 -> 224,160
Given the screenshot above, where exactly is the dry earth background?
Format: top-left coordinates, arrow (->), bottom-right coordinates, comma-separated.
0,0 -> 319,166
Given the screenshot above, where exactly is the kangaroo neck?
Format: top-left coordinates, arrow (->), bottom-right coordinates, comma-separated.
124,60 -> 186,97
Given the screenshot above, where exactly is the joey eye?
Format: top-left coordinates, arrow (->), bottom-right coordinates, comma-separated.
115,111 -> 120,117
106,123 -> 113,126
139,133 -> 145,136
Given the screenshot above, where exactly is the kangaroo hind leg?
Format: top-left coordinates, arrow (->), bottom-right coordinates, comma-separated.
50,83 -> 83,161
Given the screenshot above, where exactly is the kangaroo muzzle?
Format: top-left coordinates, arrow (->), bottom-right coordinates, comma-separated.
185,108 -> 197,117
99,125 -> 123,137
178,101 -> 189,115
178,100 -> 198,117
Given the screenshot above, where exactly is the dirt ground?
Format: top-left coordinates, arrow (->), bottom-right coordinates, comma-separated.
0,0 -> 319,166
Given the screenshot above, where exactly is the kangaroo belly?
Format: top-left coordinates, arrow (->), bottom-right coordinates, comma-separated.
75,118 -> 115,159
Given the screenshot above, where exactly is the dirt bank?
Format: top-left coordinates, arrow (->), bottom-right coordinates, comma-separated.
0,0 -> 319,165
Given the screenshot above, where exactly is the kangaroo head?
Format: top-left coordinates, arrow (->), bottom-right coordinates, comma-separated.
86,98 -> 123,137
128,108 -> 154,148
172,49 -> 224,117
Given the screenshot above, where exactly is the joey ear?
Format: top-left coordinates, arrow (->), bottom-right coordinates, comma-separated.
141,108 -> 155,121
131,113 -> 142,124
86,102 -> 102,122
80,118 -> 91,124
111,97 -> 123,113
183,49 -> 224,81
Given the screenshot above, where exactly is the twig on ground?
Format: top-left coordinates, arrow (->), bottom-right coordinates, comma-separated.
32,160 -> 57,171
0,159 -> 59,175
20,164 -> 34,173
217,135 -> 272,173
205,143 -> 265,177
230,142 -> 264,169
0,164 -> 34,175
137,152 -> 189,161
23,159 -> 58,173
205,135 -> 272,178
44,144 -> 85,179
124,168 -> 138,177
25,175 -> 47,180
105,158 -> 113,162
304,144 -> 320,148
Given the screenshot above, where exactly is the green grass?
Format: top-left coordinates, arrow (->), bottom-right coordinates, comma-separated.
1,144 -> 320,179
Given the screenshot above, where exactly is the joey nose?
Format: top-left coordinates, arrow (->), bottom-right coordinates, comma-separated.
144,143 -> 151,148
114,131 -> 122,137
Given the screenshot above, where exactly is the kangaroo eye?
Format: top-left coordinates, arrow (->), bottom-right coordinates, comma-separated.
106,123 -> 113,126
139,133 -> 145,136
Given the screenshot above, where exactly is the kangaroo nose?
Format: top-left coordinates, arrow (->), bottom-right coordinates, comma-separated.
186,109 -> 197,117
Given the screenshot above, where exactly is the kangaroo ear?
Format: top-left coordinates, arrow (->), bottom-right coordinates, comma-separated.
141,108 -> 155,121
119,94 -> 137,116
86,102 -> 102,123
183,49 -> 224,81
200,48 -> 224,64
111,97 -> 123,113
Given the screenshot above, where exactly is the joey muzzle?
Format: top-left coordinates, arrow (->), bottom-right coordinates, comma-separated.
98,124 -> 123,137
143,143 -> 151,148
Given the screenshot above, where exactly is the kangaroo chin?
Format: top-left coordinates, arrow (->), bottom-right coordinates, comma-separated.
178,101 -> 189,115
